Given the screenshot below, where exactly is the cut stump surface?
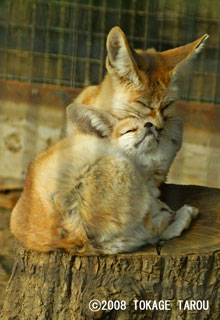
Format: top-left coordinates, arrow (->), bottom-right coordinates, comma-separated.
1,184 -> 220,320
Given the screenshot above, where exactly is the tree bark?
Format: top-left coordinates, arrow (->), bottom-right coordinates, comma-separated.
1,184 -> 220,320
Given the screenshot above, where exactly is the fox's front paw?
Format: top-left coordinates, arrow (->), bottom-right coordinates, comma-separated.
188,205 -> 199,219
159,204 -> 199,241
176,204 -> 199,220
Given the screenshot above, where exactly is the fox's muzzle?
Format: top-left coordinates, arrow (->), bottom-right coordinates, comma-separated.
145,110 -> 164,130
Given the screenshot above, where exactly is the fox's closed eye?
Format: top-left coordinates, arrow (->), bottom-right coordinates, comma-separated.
137,100 -> 153,110
162,101 -> 174,112
124,128 -> 137,134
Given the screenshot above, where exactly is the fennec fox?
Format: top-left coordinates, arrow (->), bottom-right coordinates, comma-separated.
11,105 -> 198,255
67,26 -> 208,183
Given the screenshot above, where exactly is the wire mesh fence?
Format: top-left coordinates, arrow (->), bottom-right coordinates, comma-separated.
0,0 -> 219,102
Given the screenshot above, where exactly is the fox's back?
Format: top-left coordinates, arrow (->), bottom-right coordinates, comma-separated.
10,131 -> 136,251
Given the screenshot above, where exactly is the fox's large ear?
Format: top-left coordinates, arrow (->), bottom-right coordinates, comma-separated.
106,26 -> 140,85
161,34 -> 209,78
66,103 -> 115,138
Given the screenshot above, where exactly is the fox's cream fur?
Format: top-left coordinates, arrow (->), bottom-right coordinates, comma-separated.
11,105 -> 198,254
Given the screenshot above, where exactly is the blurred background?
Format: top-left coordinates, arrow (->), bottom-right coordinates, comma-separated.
0,0 -> 220,308
0,0 -> 220,189
0,0 -> 219,97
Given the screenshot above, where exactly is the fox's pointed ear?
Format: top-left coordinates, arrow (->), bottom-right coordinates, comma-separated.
106,26 -> 140,85
66,103 -> 115,138
161,34 -> 209,77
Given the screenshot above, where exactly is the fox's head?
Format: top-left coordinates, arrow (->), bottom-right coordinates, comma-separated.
66,103 -> 160,156
105,26 -> 208,129
111,117 -> 159,157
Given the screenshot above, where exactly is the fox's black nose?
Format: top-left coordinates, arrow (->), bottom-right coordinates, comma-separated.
144,122 -> 153,128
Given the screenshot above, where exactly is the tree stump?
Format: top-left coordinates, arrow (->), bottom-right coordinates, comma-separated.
1,184 -> 220,320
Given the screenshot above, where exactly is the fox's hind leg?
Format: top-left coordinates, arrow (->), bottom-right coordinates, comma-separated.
151,212 -> 171,237
148,198 -> 175,237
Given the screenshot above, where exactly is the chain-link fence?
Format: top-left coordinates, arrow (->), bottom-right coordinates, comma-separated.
0,0 -> 219,102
